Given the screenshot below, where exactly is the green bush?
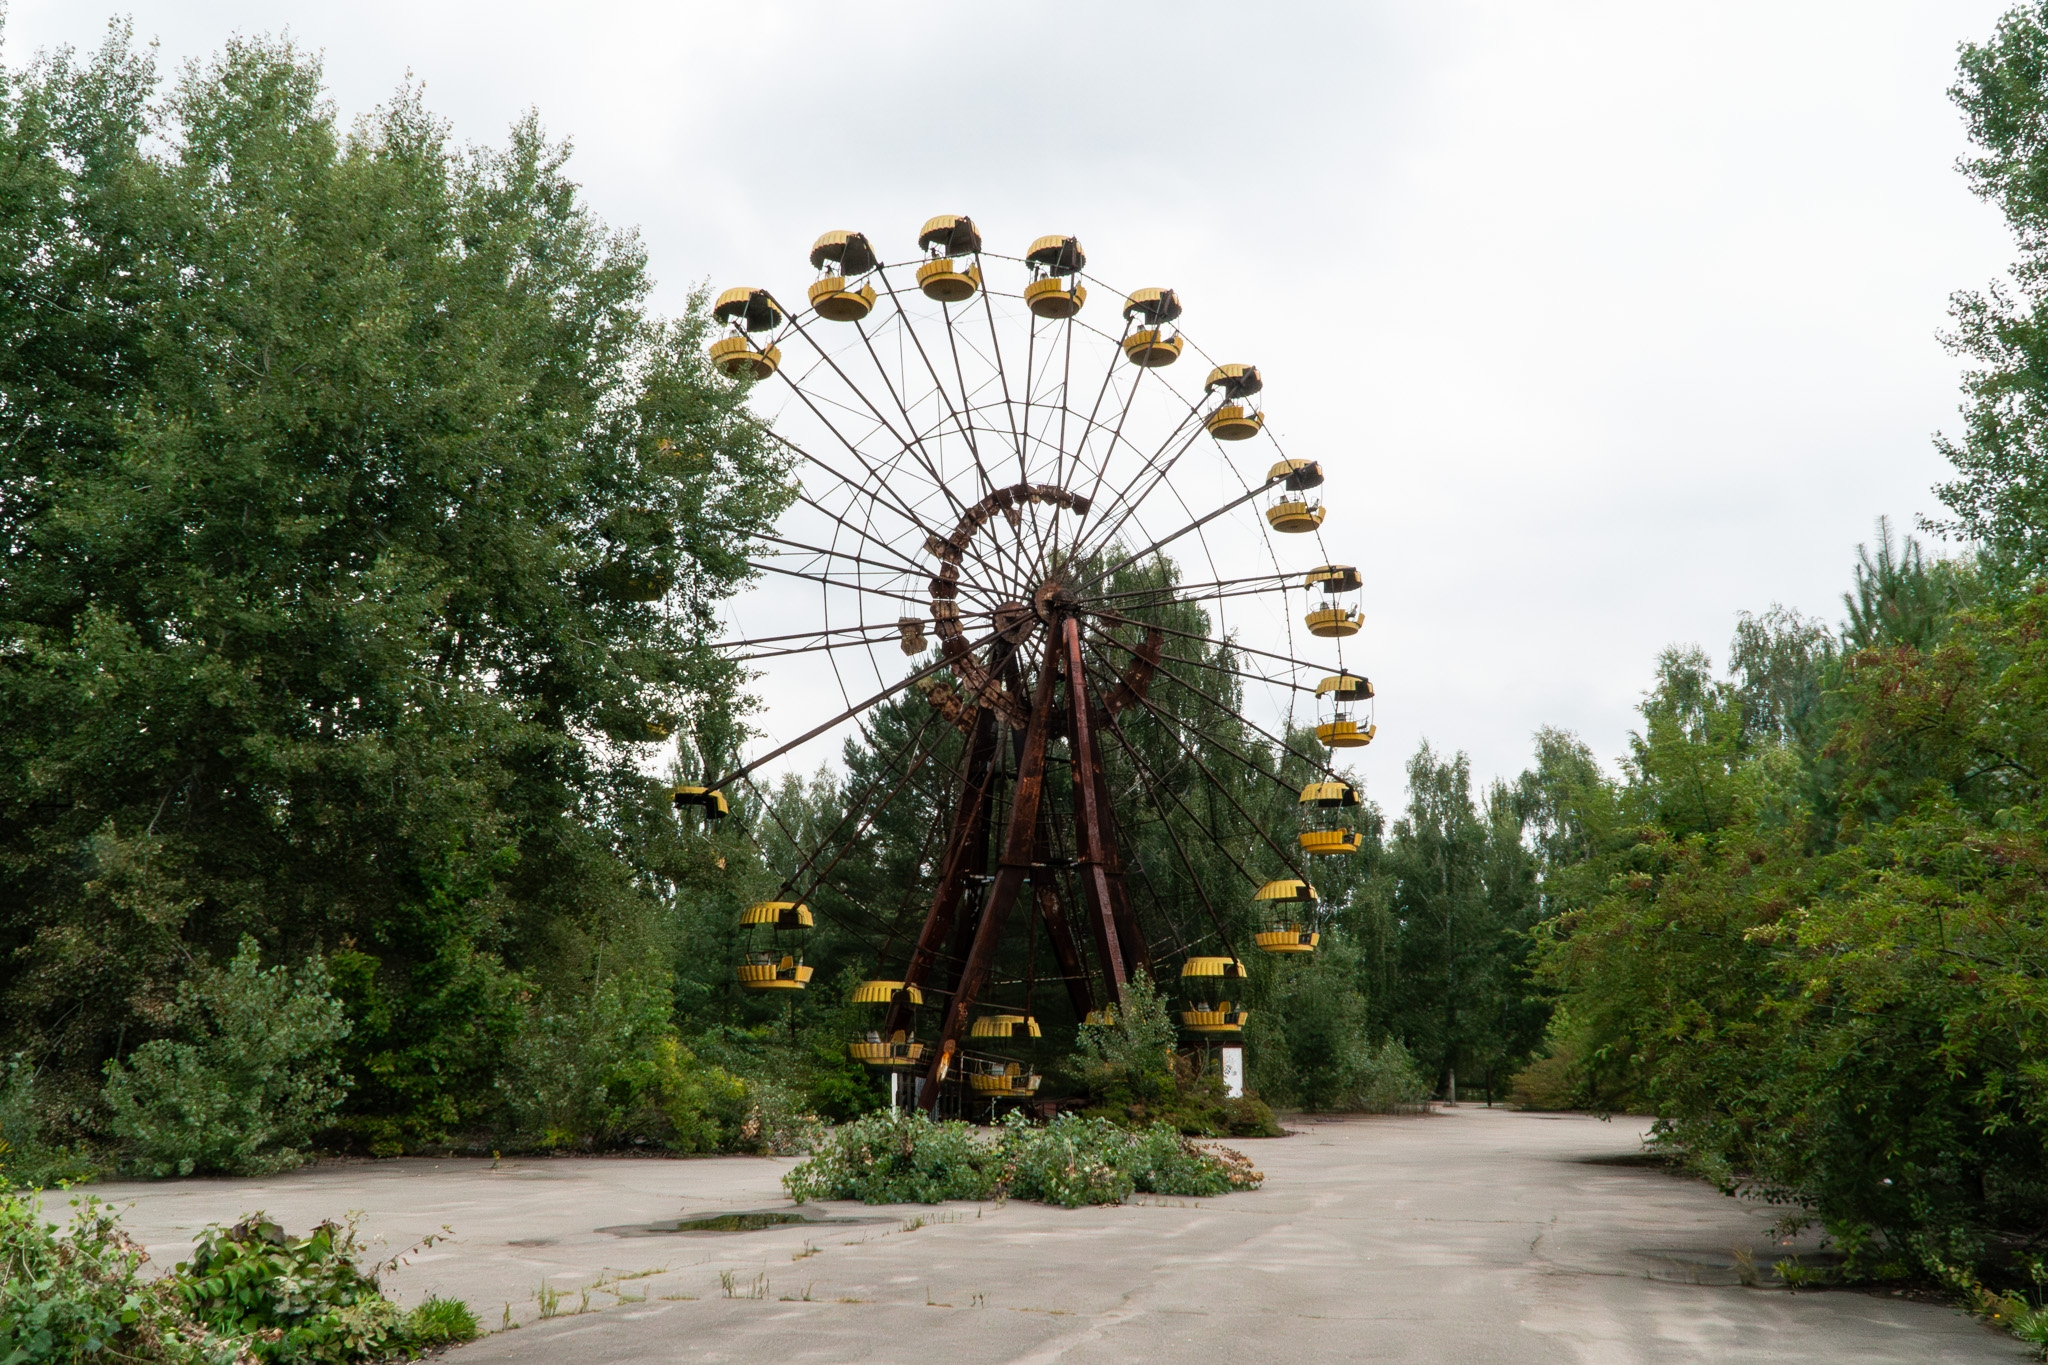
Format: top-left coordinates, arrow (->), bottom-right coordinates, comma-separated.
782,1109 -> 995,1204
0,1191 -> 194,1363
997,1114 -> 1261,1207
500,975 -> 752,1152
1506,1043 -> 1581,1111
102,939 -> 351,1177
0,1056 -> 100,1188
1069,971 -> 1178,1108
328,938 -> 526,1156
1066,974 -> 1282,1137
781,1110 -> 1263,1208
175,1216 -> 408,1363
0,1187 -> 465,1363
1248,947 -> 1432,1113
730,1079 -> 826,1157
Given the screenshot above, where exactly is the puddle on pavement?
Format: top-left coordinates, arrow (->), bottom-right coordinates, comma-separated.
598,1210 -> 886,1237
1632,1247 -> 1844,1287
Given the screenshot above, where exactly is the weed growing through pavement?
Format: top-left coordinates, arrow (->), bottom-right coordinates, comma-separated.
1775,1257 -> 1815,1290
719,1270 -> 770,1300
792,1241 -> 821,1261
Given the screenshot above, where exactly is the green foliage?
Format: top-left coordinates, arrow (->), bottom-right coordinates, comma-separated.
175,1217 -> 411,1363
0,1188 -> 458,1364
1067,974 -> 1281,1136
499,975 -> 751,1152
0,23 -> 788,1154
780,1109 -> 1262,1208
995,1113 -> 1262,1207
327,940 -> 524,1157
782,1110 -> 995,1205
1068,972 -> 1177,1107
401,1297 -> 479,1350
0,1058 -> 100,1187
1249,944 -> 1430,1112
1939,2 -> 2048,587
1377,745 -> 1547,1097
1533,541 -> 2048,1302
0,1192 -> 195,1364
102,939 -> 349,1177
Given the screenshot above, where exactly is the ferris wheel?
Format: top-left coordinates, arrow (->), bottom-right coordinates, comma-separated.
672,216 -> 1378,1112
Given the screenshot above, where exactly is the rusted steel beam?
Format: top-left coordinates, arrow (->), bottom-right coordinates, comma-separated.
888,703 -> 999,1037
1063,617 -> 1128,999
1030,809 -> 1095,1020
918,629 -> 1062,1109
1088,719 -> 1149,979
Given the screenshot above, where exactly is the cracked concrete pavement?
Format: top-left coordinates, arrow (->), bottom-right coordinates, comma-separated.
81,1106 -> 2025,1363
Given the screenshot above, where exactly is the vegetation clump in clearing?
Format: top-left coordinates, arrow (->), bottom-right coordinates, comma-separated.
0,1184 -> 478,1363
782,1109 -> 1261,1209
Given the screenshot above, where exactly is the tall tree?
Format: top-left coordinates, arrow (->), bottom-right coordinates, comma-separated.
1936,3 -> 2048,585
1380,744 -> 1542,1098
0,28 -> 788,1139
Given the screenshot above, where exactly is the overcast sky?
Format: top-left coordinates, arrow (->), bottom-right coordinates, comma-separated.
12,0 -> 2021,810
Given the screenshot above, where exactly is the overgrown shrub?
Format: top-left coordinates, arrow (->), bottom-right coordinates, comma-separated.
1249,947 -> 1432,1113
328,939 -> 526,1157
730,1079 -> 826,1157
175,1217 -> 411,1362
499,975 -> 751,1151
0,1187 -> 469,1363
0,1056 -> 99,1187
997,1114 -> 1260,1207
782,1109 -> 994,1204
1067,974 -> 1282,1137
781,1110 -> 1263,1208
1506,1042 -> 1580,1111
1068,971 -> 1178,1108
401,1297 -> 479,1351
0,1191 -> 194,1363
101,939 -> 350,1177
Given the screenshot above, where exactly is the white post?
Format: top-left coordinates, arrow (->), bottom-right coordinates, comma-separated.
890,1071 -> 899,1112
1219,1045 -> 1244,1099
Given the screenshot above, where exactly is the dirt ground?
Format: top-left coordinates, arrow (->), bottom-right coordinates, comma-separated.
79,1106 -> 2025,1363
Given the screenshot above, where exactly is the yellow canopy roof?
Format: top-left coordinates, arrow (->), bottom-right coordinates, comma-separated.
1268,458 -> 1326,490
1204,363 -> 1263,399
849,980 -> 920,1005
918,214 -> 981,255
1298,781 -> 1360,807
808,229 -> 876,273
1315,673 -> 1373,698
1254,879 -> 1319,903
1024,234 -> 1085,274
1181,956 -> 1248,978
670,785 -> 728,818
711,287 -> 784,333
1122,287 -> 1183,324
738,901 -> 813,927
